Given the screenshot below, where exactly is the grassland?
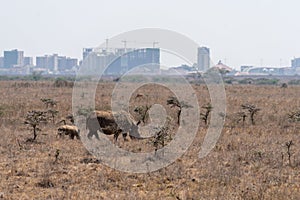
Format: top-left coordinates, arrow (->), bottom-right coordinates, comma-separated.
0,80 -> 299,199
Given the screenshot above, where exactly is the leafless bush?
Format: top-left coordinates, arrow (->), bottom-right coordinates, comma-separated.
24,110 -> 47,141
152,122 -> 172,153
47,109 -> 59,124
201,103 -> 213,125
241,104 -> 261,125
236,111 -> 247,125
40,98 -> 57,108
288,110 -> 300,122
54,149 -> 60,164
53,79 -> 74,88
167,96 -> 192,125
281,83 -> 288,88
285,140 -> 294,167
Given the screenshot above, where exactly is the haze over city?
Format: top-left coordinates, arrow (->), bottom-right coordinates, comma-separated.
1,0 -> 300,69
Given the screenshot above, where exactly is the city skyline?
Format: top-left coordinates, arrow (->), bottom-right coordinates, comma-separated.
1,0 -> 300,69
1,46 -> 299,70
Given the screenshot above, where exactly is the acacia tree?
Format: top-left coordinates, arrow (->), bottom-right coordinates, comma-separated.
285,140 -> 294,166
237,111 -> 247,125
167,96 -> 192,125
153,126 -> 170,153
241,104 -> 260,125
24,110 -> 47,141
47,109 -> 59,124
201,103 -> 213,125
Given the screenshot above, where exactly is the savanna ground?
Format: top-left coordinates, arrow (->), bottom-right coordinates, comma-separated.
0,79 -> 299,199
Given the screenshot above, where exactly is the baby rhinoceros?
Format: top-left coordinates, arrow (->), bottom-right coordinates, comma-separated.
57,125 -> 80,139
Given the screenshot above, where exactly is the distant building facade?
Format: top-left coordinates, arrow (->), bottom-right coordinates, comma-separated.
4,49 -> 24,68
58,56 -> 78,71
106,48 -> 160,75
23,57 -> 33,66
36,54 -> 58,71
82,48 -> 160,75
36,54 -> 78,72
0,57 -> 3,68
197,47 -> 210,72
240,65 -> 253,72
292,57 -> 300,68
83,48 -> 94,60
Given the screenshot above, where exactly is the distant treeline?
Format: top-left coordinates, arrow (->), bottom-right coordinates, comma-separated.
223,77 -> 300,85
1,73 -> 300,86
0,73 -> 76,82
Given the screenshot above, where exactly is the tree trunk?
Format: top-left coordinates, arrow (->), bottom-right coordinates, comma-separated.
177,109 -> 181,125
33,125 -> 37,140
250,113 -> 255,125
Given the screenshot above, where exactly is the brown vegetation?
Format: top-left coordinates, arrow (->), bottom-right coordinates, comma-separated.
0,80 -> 299,199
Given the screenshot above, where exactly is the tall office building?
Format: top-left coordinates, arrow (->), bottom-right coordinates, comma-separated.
197,47 -> 210,72
0,57 -> 3,68
23,57 -> 33,66
292,57 -> 300,68
36,54 -> 78,72
36,54 -> 58,71
83,48 -> 94,60
4,49 -> 24,68
58,56 -> 78,71
104,48 -> 160,75
81,48 -> 160,75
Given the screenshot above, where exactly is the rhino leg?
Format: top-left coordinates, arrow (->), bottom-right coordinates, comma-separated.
88,130 -> 99,140
122,132 -> 128,141
113,130 -> 123,141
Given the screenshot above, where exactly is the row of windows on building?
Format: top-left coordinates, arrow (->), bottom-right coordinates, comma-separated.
81,48 -> 160,75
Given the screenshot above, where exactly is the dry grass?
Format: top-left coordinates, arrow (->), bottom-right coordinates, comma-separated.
0,80 -> 299,199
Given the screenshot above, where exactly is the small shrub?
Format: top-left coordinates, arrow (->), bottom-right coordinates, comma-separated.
167,96 -> 192,125
41,98 -> 57,108
77,107 -> 94,117
53,78 -> 74,87
241,104 -> 260,125
24,110 -> 48,141
201,103 -> 213,125
151,120 -> 172,153
255,78 -> 279,85
281,83 -> 288,88
36,179 -> 54,188
238,78 -> 253,84
0,105 -> 5,117
288,79 -> 300,85
288,110 -> 300,122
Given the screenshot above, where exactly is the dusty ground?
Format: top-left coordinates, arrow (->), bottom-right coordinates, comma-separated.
0,80 -> 299,199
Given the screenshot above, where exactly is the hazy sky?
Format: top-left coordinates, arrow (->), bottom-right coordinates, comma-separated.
1,0 -> 300,69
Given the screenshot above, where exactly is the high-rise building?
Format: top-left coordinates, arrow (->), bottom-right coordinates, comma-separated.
36,54 -> 78,72
197,47 -> 210,72
23,57 -> 33,66
83,48 -> 93,60
81,48 -> 160,75
4,49 -> 24,68
36,56 -> 48,69
292,57 -> 300,68
36,54 -> 58,71
0,57 -> 3,68
106,48 -> 160,75
58,56 -> 78,71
